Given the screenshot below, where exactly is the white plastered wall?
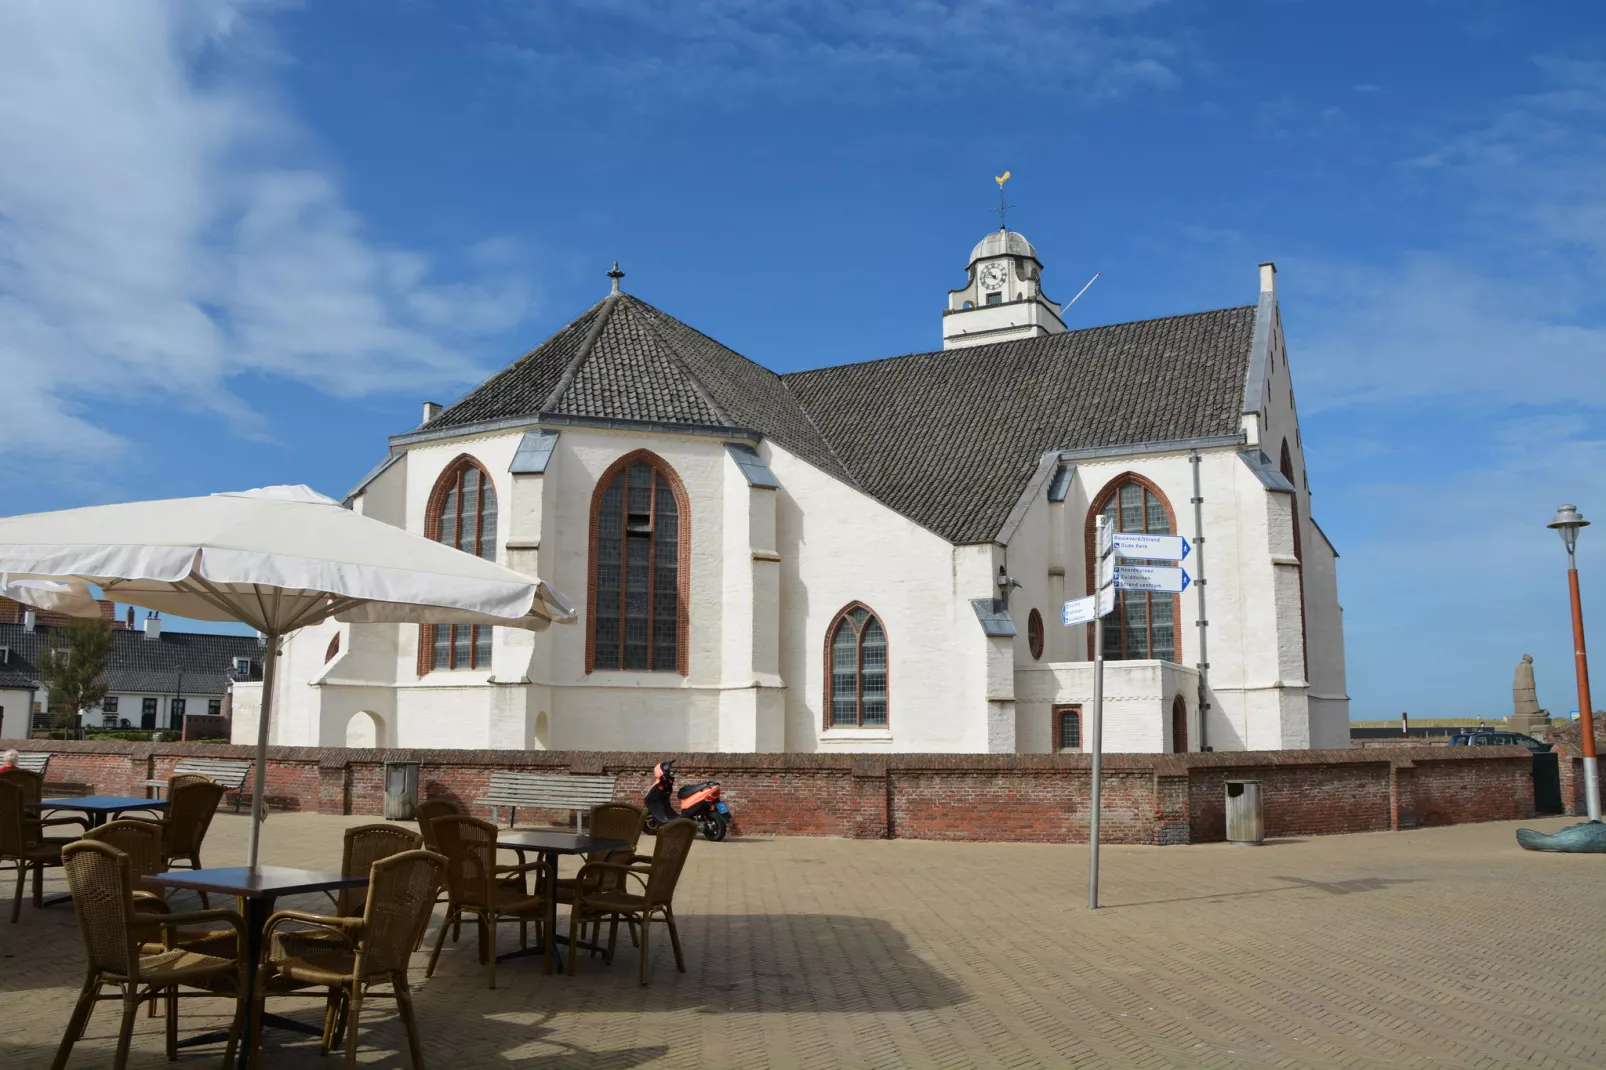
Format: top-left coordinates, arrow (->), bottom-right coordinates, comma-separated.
769,442 -> 1000,753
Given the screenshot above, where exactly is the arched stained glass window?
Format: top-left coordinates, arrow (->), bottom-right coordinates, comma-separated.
421,457 -> 498,672
827,604 -> 887,728
1092,477 -> 1177,662
588,452 -> 688,674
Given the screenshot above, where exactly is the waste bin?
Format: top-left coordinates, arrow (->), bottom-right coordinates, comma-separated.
383,761 -> 421,821
1225,779 -> 1264,845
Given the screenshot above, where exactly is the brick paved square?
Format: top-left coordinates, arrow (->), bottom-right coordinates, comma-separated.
2,813 -> 1601,1068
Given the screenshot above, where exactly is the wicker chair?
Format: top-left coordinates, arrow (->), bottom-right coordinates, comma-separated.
424,815 -> 549,987
566,817 -> 695,985
330,824 -> 422,917
0,765 -> 86,841
83,820 -> 169,941
555,803 -> 644,951
52,840 -> 249,1070
249,849 -> 446,1069
1,778 -> 72,923
157,779 -> 225,906
414,798 -> 460,852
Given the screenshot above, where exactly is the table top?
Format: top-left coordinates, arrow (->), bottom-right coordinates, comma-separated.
143,865 -> 365,899
498,830 -> 632,856
35,796 -> 170,813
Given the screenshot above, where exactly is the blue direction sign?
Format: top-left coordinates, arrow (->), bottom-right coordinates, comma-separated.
1114,564 -> 1191,593
1112,533 -> 1191,561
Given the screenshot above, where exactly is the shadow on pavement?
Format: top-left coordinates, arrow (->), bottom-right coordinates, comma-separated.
1107,874 -> 1422,909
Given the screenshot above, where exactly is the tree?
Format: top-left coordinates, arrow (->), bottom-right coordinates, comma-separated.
35,619 -> 114,732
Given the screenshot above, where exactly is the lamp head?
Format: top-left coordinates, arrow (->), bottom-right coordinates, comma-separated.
1548,503 -> 1590,554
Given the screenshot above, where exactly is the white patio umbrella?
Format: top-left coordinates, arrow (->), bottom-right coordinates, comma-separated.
0,485 -> 576,867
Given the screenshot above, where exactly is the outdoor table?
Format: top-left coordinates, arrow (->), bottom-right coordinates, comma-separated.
496,830 -> 630,970
143,865 -> 367,1067
32,795 -> 169,828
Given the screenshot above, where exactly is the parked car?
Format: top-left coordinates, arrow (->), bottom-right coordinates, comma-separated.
1448,731 -> 1553,752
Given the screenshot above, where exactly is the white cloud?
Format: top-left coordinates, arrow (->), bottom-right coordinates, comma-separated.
1330,417 -> 1606,718
487,0 -> 1181,103
0,0 -> 529,461
1286,58 -> 1606,412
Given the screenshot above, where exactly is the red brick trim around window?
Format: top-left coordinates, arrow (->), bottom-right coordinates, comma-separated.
418,454 -> 497,676
584,449 -> 692,676
822,601 -> 889,731
1052,704 -> 1083,752
1084,471 -> 1181,663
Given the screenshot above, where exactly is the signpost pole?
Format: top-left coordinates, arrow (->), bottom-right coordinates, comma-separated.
1088,515 -> 1108,910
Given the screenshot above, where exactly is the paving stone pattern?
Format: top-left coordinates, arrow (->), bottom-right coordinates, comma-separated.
1,813 -> 1601,1068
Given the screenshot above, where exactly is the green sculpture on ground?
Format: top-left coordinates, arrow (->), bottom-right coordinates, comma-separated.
1516,820 -> 1606,853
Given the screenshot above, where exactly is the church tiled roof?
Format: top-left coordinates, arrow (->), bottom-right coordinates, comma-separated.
423,295 -> 854,482
418,293 -> 1256,545
783,307 -> 1257,544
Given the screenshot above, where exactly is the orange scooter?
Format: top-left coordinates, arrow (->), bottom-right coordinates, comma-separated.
644,760 -> 731,841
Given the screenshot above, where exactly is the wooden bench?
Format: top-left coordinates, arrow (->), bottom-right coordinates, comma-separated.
11,753 -> 49,775
144,758 -> 254,813
474,772 -> 619,830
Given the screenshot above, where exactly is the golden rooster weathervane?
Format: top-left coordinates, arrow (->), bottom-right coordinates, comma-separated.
991,170 -> 1014,231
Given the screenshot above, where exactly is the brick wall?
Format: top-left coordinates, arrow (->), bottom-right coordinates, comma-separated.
0,738 -> 1547,845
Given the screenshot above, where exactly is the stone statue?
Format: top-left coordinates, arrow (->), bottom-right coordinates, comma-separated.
1508,654 -> 1549,734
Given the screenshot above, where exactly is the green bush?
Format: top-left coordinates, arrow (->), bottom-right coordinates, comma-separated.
80,730 -> 176,743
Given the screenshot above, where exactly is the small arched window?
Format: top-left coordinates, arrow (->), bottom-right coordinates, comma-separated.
1171,694 -> 1188,753
1090,475 -> 1177,662
588,451 -> 689,674
826,603 -> 888,728
324,633 -> 340,664
1055,706 -> 1081,752
1027,608 -> 1044,661
420,456 -> 498,673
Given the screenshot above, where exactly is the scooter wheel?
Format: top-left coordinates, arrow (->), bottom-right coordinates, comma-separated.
702,813 -> 729,842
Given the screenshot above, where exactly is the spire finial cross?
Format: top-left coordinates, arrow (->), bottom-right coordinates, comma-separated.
991,170 -> 1014,232
607,260 -> 625,294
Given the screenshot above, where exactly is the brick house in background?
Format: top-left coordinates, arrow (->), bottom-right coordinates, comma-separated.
0,597 -> 261,736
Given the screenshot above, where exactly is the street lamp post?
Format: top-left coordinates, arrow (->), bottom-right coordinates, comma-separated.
1548,504 -> 1599,822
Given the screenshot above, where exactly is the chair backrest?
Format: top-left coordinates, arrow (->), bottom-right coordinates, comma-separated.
356,849 -> 446,974
337,824 -> 423,915
168,773 -> 214,792
162,779 -> 226,857
61,840 -> 140,978
414,798 -> 461,853
0,766 -> 44,804
430,814 -> 499,910
0,779 -> 30,859
588,803 -> 645,860
85,819 -> 166,881
644,819 -> 697,907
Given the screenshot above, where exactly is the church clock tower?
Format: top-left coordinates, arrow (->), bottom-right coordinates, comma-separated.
943,228 -> 1067,349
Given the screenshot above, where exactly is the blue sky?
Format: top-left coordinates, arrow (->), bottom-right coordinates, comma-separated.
2,0 -> 1603,720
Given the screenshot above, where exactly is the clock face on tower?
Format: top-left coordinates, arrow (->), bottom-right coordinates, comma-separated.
978,261 -> 1007,291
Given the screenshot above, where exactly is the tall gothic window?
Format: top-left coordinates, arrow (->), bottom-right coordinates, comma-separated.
588,451 -> 688,674
827,603 -> 888,728
421,457 -> 498,672
1091,476 -> 1177,662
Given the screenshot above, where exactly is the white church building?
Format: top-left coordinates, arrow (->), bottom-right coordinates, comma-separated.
236,228 -> 1347,755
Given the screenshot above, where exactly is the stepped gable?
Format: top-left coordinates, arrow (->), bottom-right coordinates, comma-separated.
782,307 -> 1257,544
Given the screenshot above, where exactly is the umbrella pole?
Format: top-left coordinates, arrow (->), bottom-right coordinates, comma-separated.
246,630 -> 279,871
